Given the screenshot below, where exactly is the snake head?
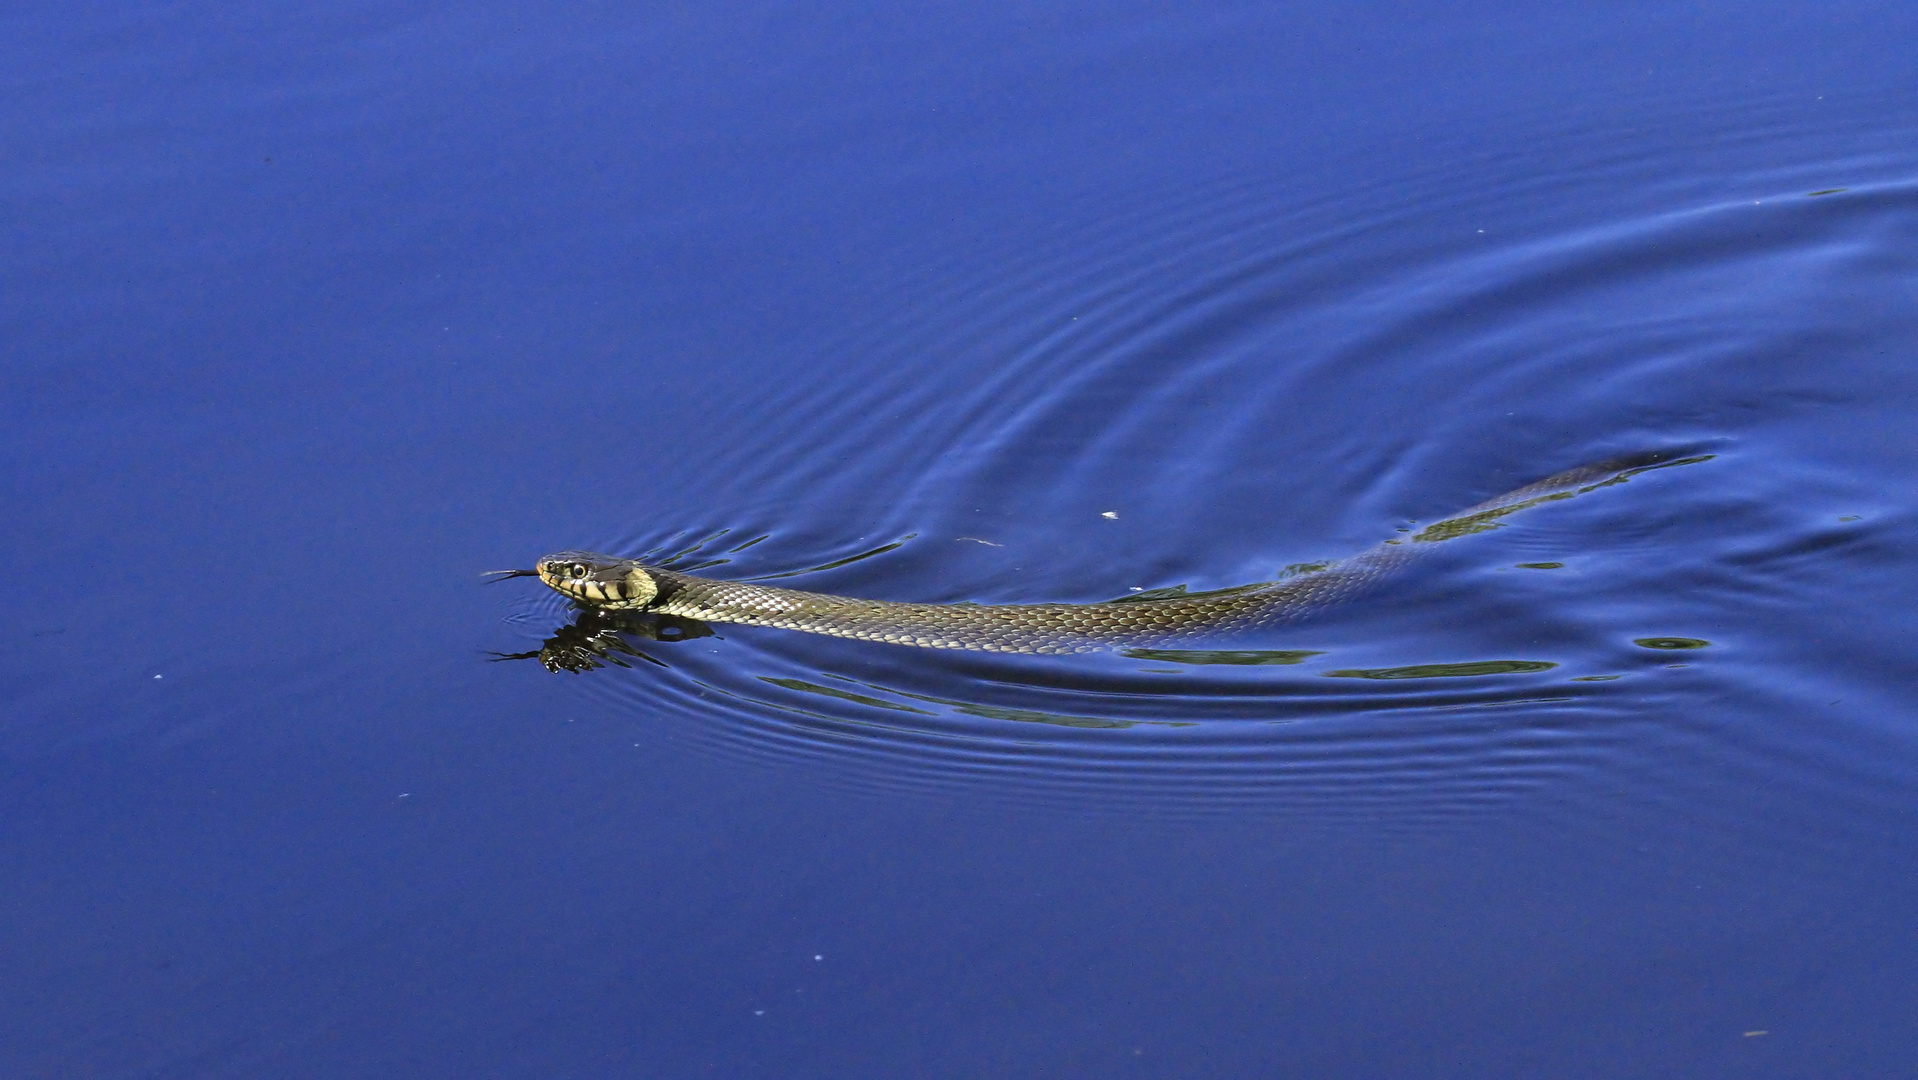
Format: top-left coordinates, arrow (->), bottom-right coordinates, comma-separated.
535,551 -> 660,609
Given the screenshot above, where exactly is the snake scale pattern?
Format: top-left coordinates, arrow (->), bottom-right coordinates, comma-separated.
521,452 -> 1697,654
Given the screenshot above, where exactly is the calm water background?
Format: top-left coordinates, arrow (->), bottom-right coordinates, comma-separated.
6,2 -> 1917,1076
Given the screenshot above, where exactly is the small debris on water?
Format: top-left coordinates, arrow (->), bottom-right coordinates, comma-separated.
1101,511 -> 1118,519
1743,1030 -> 1769,1037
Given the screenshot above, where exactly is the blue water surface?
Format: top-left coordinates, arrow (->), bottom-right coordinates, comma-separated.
6,2 -> 1918,1076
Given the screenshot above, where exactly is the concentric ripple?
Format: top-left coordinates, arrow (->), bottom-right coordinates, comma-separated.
493,108 -> 1918,817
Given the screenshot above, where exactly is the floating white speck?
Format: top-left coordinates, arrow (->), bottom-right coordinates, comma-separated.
153,674 -> 163,679
813,954 -> 823,961
1101,511 -> 1118,519
754,1010 -> 765,1016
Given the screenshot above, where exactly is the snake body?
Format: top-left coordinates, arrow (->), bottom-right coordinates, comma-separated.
528,452 -> 1697,654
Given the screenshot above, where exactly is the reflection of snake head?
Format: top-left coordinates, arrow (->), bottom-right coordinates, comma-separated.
536,551 -> 660,609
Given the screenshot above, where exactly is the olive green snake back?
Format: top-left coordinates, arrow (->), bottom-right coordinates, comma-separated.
529,452 -> 1700,654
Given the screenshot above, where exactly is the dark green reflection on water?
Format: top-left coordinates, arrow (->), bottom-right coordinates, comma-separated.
1322,660 -> 1558,679
941,704 -> 1135,729
759,677 -> 938,715
1633,637 -> 1710,650
1123,648 -> 1325,666
859,680 -> 1141,729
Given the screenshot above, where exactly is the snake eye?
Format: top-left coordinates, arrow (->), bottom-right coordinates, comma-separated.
570,563 -> 588,579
